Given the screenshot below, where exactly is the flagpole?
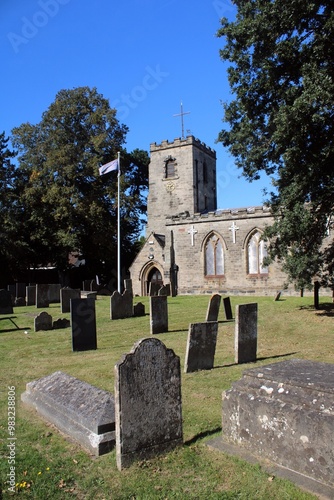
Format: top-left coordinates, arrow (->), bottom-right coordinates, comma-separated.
117,151 -> 121,293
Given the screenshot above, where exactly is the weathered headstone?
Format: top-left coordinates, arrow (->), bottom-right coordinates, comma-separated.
212,359 -> 334,494
235,303 -> 257,364
36,284 -> 50,308
184,322 -> 218,373
149,282 -> 160,296
71,298 -> 97,351
110,290 -> 133,319
205,294 -> 221,322
0,289 -> 14,314
124,279 -> 133,296
133,302 -> 145,317
53,318 -> 71,329
115,338 -> 183,470
16,282 -> 26,299
26,285 -> 36,306
34,311 -> 53,332
150,295 -> 168,334
60,287 -> 80,313
223,296 -> 233,320
158,285 -> 168,296
48,284 -> 61,303
21,371 -> 115,456
274,291 -> 281,301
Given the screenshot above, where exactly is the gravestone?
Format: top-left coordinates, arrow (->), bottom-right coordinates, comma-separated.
115,338 -> 183,470
205,294 -> 221,322
21,371 -> 115,456
235,303 -> 257,363
124,279 -> 133,296
81,291 -> 97,300
71,298 -> 97,351
7,284 -> 15,298
48,284 -> 61,303
149,282 -> 160,296
110,290 -> 133,319
223,296 -> 233,320
16,282 -> 26,299
184,322 -> 218,373
36,284 -> 50,308
158,285 -> 168,296
150,295 -> 168,334
274,291 -> 281,301
53,318 -> 71,329
34,311 -> 53,332
133,302 -> 145,317
26,285 -> 36,306
0,289 -> 14,314
60,287 -> 80,313
209,359 -> 334,495
15,296 -> 26,307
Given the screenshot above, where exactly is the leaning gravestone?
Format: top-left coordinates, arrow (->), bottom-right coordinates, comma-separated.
0,289 -> 14,314
205,294 -> 221,322
223,296 -> 233,320
184,322 -> 218,373
110,290 -> 133,319
60,287 -> 80,313
150,295 -> 168,334
71,298 -> 97,351
36,284 -> 50,308
34,311 -> 53,332
21,371 -> 115,456
210,359 -> 334,495
235,303 -> 258,364
115,338 -> 183,470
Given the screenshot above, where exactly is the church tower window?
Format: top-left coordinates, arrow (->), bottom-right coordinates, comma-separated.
164,155 -> 176,178
205,233 -> 224,276
247,230 -> 268,275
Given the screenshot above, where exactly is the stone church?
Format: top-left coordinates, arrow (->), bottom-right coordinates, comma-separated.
129,135 -> 290,296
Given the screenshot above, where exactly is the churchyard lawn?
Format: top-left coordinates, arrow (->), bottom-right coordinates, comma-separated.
1,294 -> 333,499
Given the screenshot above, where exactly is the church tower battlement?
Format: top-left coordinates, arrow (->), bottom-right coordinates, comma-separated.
146,135 -> 217,236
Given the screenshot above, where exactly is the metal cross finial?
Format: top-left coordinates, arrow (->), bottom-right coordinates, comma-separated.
173,102 -> 190,139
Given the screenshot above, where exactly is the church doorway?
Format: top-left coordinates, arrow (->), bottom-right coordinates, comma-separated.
146,267 -> 163,295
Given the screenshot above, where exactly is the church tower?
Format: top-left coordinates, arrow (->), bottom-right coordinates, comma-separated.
146,136 -> 217,235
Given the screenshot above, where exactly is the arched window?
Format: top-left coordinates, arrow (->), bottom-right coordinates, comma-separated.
205,234 -> 224,276
164,155 -> 176,178
247,231 -> 268,275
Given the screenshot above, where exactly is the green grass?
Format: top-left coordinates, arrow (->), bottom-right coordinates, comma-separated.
1,294 -> 333,499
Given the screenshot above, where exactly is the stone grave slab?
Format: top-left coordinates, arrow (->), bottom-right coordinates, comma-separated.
71,298 -> 97,351
208,359 -> 334,496
35,311 -> 53,332
0,289 -> 14,314
110,290 -> 133,319
184,322 -> 218,373
16,282 -> 26,299
115,338 -> 183,470
26,285 -> 36,306
60,287 -> 80,313
150,295 -> 168,334
21,371 -> 115,456
235,303 -> 257,363
133,302 -> 145,317
48,284 -> 61,303
124,279 -> 133,296
36,284 -> 50,308
53,318 -> 71,329
223,296 -> 233,320
205,294 -> 221,322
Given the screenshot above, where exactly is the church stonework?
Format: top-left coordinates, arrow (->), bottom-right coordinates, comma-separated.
130,136 -> 302,296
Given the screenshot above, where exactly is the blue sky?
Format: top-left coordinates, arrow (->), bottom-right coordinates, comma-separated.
1,0 -> 273,210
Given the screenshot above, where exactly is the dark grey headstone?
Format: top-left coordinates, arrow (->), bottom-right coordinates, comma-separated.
115,338 -> 183,470
219,359 -> 334,490
48,284 -> 61,303
60,287 -> 80,313
223,296 -> 233,320
184,322 -> 218,373
150,295 -> 168,334
0,289 -> 14,314
205,294 -> 221,322
53,318 -> 71,329
16,282 -> 26,298
124,279 -> 133,296
26,285 -> 36,306
71,298 -> 97,351
21,371 -> 115,456
149,282 -> 160,296
81,291 -> 97,300
34,311 -> 53,332
36,284 -> 50,308
110,290 -> 133,319
133,302 -> 145,317
158,285 -> 168,296
235,303 -> 257,363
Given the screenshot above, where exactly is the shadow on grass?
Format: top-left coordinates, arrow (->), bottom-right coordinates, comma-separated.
299,302 -> 334,316
184,427 -> 222,446
213,351 -> 299,369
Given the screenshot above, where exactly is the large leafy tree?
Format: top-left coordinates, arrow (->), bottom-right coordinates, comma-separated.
217,1 -> 334,289
11,87 -> 148,285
